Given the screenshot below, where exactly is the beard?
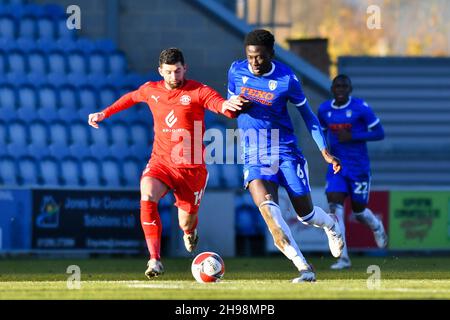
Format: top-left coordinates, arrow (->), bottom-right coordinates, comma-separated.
167,79 -> 184,89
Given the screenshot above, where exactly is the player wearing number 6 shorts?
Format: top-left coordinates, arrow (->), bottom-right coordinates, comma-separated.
318,74 -> 388,270
88,48 -> 246,279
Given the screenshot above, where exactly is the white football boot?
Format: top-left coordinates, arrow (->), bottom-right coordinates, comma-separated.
330,257 -> 352,270
324,214 -> 344,258
183,229 -> 199,253
292,264 -> 316,283
145,259 -> 164,279
373,219 -> 388,248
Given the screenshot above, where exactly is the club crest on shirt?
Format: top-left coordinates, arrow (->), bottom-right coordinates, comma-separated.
180,95 -> 191,106
268,80 -> 278,91
346,110 -> 352,118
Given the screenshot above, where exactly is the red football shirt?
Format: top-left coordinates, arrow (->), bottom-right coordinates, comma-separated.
102,79 -> 235,168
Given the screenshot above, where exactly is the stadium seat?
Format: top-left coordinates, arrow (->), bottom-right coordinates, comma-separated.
37,85 -> 59,121
80,157 -> 102,186
60,156 -> 81,186
0,51 -> 6,74
0,156 -> 18,185
102,157 -> 121,187
16,85 -> 38,122
0,85 -> 17,121
28,120 -> 50,159
39,156 -> 60,186
69,121 -> 92,159
67,51 -> 87,74
89,122 -> 111,159
28,50 -> 47,74
58,85 -> 79,122
48,50 -> 66,73
88,51 -> 107,75
7,50 -> 27,73
78,85 -> 97,118
0,15 -> 16,39
18,16 -> 35,39
7,120 -> 28,157
37,18 -> 56,40
108,52 -> 127,75
48,120 -> 70,159
18,156 -> 39,186
98,85 -> 118,107
121,157 -> 142,187
109,121 -> 129,146
54,38 -> 77,53
0,120 -> 7,156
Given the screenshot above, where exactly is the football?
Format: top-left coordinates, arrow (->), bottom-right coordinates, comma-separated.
191,252 -> 225,283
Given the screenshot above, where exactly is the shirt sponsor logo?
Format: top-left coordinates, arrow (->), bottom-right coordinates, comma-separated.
165,110 -> 178,128
240,87 -> 274,106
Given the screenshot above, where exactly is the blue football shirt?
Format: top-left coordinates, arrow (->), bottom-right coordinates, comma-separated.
318,96 -> 380,175
227,59 -> 308,164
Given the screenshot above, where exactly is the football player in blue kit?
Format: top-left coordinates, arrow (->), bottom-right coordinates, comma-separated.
318,74 -> 388,270
227,29 -> 344,282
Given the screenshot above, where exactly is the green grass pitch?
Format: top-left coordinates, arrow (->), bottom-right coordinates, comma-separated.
0,256 -> 449,300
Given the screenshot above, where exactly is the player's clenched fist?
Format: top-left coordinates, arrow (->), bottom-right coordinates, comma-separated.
88,112 -> 105,129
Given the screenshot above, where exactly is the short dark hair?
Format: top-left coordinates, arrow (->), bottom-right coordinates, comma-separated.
244,29 -> 275,50
159,48 -> 185,66
332,74 -> 352,85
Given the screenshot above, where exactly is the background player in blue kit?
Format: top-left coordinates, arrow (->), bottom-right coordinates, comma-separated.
318,74 -> 388,270
227,29 -> 344,282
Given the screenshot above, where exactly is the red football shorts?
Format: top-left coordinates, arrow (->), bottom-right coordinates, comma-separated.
141,159 -> 209,214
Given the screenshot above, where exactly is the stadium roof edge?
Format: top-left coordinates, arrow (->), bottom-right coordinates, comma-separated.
186,0 -> 331,94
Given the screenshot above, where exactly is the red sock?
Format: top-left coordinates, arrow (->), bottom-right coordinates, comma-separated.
140,200 -> 162,260
182,214 -> 198,235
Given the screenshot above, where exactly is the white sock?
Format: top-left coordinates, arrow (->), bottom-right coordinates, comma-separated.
354,208 -> 380,231
334,204 -> 349,260
298,206 -> 335,229
259,201 -> 309,271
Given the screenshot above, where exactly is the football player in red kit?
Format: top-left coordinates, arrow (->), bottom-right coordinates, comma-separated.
88,48 -> 245,279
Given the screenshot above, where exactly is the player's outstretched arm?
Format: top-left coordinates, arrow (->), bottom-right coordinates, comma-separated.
88,112 -> 105,129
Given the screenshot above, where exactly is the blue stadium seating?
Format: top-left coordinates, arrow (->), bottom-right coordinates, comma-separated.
48,120 -> 70,159
108,52 -> 127,75
18,15 -> 35,38
18,155 -> 39,185
37,85 -> 59,121
58,84 -> 79,122
0,156 -> 18,185
28,50 -> 47,73
102,157 -> 122,188
48,50 -> 66,73
88,51 -> 107,75
80,157 -> 102,186
69,121 -> 91,159
39,156 -> 60,186
27,120 -> 49,159
0,85 -> 17,121
60,156 -> 80,186
36,17 -> 55,40
0,15 -> 15,39
67,51 -> 87,74
7,120 -> 28,157
0,120 -> 7,156
17,85 -> 38,121
7,50 -> 26,73
121,157 -> 142,187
